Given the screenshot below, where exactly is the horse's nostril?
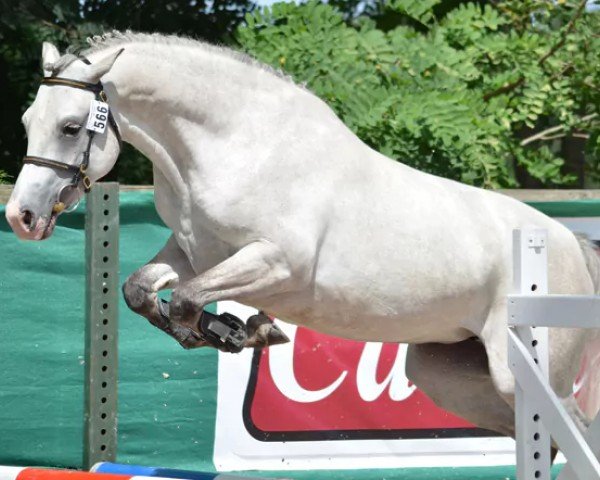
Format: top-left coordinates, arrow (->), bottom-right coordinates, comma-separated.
21,210 -> 34,230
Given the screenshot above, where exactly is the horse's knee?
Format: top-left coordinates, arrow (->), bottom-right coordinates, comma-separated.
122,272 -> 154,313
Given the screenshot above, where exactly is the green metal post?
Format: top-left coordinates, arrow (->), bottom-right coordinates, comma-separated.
83,183 -> 119,469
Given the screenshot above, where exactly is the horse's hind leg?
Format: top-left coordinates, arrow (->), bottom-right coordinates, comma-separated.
404,338 -> 588,447
482,301 -> 591,433
405,339 -> 515,437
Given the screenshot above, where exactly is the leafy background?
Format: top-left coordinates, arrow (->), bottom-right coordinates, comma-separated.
0,0 -> 598,188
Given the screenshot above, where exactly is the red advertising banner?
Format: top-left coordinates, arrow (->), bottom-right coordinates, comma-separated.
214,302 -> 514,471
245,326 -> 480,440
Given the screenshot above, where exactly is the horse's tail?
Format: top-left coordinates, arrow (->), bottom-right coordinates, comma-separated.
574,234 -> 600,419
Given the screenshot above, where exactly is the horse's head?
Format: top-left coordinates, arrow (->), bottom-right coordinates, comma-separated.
6,42 -> 123,240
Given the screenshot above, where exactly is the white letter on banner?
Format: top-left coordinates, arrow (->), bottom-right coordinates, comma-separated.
269,322 -> 347,403
356,343 -> 416,402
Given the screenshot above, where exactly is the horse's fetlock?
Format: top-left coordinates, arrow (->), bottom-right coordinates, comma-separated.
170,287 -> 202,327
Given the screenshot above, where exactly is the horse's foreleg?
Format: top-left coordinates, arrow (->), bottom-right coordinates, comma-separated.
122,235 -> 206,348
169,240 -> 294,339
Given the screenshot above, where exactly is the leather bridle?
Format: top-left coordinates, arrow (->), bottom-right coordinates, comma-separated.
22,62 -> 122,193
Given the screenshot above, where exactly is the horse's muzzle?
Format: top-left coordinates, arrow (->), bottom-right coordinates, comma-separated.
5,201 -> 56,241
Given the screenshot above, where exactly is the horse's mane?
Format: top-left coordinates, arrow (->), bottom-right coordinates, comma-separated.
54,30 -> 293,83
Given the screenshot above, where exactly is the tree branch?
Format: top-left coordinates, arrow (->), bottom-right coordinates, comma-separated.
483,0 -> 588,102
572,132 -> 590,139
537,133 -> 566,142
537,0 -> 588,67
483,77 -> 525,102
520,113 -> 598,146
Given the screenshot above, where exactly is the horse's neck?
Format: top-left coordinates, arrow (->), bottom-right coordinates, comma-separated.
96,44 -> 282,227
101,45 -> 248,156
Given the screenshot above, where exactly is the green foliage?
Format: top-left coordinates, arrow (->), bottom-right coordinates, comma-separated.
1,0 -> 598,188
387,0 -> 442,25
237,0 -> 600,188
0,170 -> 10,184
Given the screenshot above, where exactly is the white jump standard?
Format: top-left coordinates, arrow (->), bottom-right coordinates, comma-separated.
509,227 -> 600,480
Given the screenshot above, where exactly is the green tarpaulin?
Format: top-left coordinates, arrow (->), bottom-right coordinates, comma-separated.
0,191 -> 216,471
528,199 -> 600,218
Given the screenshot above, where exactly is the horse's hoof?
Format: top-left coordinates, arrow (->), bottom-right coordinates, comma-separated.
245,313 -> 290,349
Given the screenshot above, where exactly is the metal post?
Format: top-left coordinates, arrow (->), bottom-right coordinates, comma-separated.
511,228 -> 551,480
83,183 -> 119,469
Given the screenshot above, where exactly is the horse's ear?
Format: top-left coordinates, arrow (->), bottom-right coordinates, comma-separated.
42,42 -> 60,77
86,48 -> 124,83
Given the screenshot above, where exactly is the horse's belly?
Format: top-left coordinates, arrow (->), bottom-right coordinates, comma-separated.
256,285 -> 486,344
284,233 -> 499,343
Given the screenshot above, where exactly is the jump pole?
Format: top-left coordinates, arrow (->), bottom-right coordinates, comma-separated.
92,462 -> 273,479
83,182 -> 119,469
0,466 -> 274,480
0,467 -> 164,480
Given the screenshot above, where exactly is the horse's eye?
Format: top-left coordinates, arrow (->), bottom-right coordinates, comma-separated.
62,123 -> 81,137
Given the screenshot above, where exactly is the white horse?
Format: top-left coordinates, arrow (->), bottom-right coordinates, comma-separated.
6,33 -> 600,441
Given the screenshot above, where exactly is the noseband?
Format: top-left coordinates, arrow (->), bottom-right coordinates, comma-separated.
22,62 -> 122,193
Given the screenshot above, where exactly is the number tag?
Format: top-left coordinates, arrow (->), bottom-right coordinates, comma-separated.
86,100 -> 110,134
